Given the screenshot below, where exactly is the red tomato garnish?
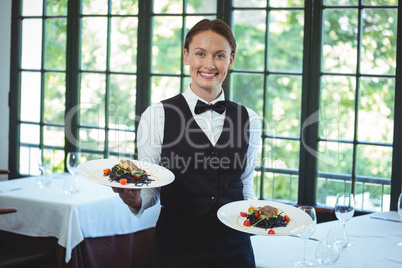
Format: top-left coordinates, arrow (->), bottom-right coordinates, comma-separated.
284,215 -> 290,222
240,212 -> 247,217
103,168 -> 111,175
254,211 -> 259,218
243,220 -> 251,227
268,229 -> 275,235
119,179 -> 127,185
134,174 -> 141,178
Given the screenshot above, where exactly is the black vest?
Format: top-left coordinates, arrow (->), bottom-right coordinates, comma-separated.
151,94 -> 255,268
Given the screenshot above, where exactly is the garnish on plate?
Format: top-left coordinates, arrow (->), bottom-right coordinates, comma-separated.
240,205 -> 290,232
104,160 -> 154,186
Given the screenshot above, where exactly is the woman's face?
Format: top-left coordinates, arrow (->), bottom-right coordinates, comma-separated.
184,30 -> 234,96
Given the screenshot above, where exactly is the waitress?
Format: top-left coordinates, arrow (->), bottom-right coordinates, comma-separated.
114,19 -> 261,268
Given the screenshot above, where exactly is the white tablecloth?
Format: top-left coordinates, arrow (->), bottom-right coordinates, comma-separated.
251,211 -> 402,267
0,174 -> 161,262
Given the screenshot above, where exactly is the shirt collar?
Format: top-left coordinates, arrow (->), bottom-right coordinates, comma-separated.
182,85 -> 226,113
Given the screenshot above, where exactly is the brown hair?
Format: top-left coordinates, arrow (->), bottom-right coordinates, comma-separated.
184,19 -> 236,55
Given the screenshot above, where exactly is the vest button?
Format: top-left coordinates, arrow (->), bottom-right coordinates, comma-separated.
211,150 -> 217,156
211,196 -> 216,202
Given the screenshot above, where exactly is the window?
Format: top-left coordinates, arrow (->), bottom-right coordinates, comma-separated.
14,0 -> 68,174
9,0 -> 402,212
316,1 -> 399,211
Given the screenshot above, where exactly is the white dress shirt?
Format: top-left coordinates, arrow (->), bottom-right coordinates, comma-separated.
132,85 -> 261,216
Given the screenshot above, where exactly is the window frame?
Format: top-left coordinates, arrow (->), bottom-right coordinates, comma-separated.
8,0 -> 402,211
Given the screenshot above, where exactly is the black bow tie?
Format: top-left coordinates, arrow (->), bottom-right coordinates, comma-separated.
194,100 -> 226,114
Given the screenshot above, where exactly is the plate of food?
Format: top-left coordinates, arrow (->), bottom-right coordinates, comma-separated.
76,159 -> 174,189
217,200 -> 313,236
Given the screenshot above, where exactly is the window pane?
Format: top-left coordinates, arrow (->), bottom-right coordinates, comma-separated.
109,74 -> 137,129
322,9 -> 358,73
320,75 -> 356,141
266,75 -> 302,137
82,0 -> 108,14
361,9 -> 397,75
316,142 -> 354,206
264,139 -> 300,170
21,72 -> 41,122
20,124 -> 40,145
270,0 -> 304,7
356,145 -> 392,179
81,18 -> 108,71
152,17 -> 182,74
262,171 -> 298,202
358,78 -> 394,143
356,144 -> 392,211
325,0 -> 358,5
44,126 -> 65,147
51,149 -> 65,174
355,183 -> 390,212
22,0 -> 43,16
273,173 -> 298,202
233,0 -> 266,7
21,19 -> 43,70
44,73 -> 66,124
19,146 -> 40,175
362,0 -> 398,5
316,176 -> 352,206
111,0 -> 138,15
45,18 -> 67,70
46,0 -> 68,16
269,10 -> 304,72
153,0 -> 183,13
231,73 -> 264,117
110,17 -> 138,73
151,76 -> 181,103
317,142 -> 354,174
79,128 -> 105,150
187,0 -> 217,13
80,73 -> 106,127
233,10 -> 266,71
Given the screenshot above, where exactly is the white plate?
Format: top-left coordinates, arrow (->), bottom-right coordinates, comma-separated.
76,159 -> 175,189
217,200 -> 313,236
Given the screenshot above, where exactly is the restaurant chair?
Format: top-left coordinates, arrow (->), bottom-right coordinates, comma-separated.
0,208 -> 55,268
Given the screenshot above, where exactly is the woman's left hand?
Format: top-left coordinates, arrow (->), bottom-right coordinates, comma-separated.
112,187 -> 142,209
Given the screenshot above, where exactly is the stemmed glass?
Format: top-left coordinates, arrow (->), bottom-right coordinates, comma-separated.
334,192 -> 355,249
397,193 -> 402,246
63,152 -> 81,194
37,148 -> 53,188
295,206 -> 317,267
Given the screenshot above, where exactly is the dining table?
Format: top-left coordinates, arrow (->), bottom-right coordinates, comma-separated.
0,173 -> 161,268
251,211 -> 402,267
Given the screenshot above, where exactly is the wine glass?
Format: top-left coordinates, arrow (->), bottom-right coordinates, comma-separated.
295,206 -> 317,267
37,148 -> 53,188
397,193 -> 402,246
334,192 -> 355,249
63,152 -> 81,194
